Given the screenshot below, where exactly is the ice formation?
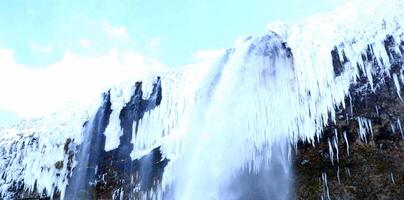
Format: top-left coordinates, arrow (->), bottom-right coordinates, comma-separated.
357,117 -> 373,143
397,118 -> 404,139
321,172 -> 331,200
0,0 -> 403,199
390,172 -> 396,184
328,139 -> 335,165
0,107 -> 90,199
343,131 -> 349,156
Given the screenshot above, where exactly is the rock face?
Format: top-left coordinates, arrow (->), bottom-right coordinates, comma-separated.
63,78 -> 168,200
295,36 -> 404,199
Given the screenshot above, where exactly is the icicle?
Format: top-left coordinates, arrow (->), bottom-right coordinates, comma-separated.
91,167 -> 97,179
328,139 -> 334,165
392,73 -> 403,101
333,137 -> 339,163
334,129 -> 338,141
112,188 -> 123,200
375,105 -> 379,117
322,172 -> 331,200
345,167 -> 351,177
349,95 -> 354,117
400,70 -> 404,86
343,131 -> 349,156
337,166 -> 341,184
397,118 -> 404,140
368,119 -> 374,140
357,117 -> 368,143
390,123 -> 396,133
120,189 -> 124,200
390,172 -> 395,184
365,64 -> 374,91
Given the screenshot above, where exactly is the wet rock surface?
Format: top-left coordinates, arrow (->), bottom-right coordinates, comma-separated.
70,77 -> 167,200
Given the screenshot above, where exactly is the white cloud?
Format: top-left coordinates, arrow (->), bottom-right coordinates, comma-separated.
103,22 -> 129,39
147,37 -> 162,49
78,39 -> 91,48
29,42 -> 53,53
0,48 -> 164,118
193,49 -> 225,61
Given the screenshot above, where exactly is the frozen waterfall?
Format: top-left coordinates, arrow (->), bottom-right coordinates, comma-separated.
0,0 -> 402,199
161,34 -> 296,200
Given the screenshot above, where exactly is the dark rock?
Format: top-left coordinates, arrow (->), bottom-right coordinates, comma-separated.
54,161 -> 64,170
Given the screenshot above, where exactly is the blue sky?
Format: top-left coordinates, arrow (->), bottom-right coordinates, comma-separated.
0,0 -> 345,126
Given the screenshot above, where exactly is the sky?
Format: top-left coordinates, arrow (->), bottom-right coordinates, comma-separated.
0,0 -> 346,127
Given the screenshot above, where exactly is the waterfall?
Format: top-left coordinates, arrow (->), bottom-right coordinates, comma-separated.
0,0 -> 402,199
159,33 -> 297,200
65,116 -> 95,199
65,92 -> 112,199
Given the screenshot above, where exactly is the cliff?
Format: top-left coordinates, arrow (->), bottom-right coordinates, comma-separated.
0,0 -> 403,199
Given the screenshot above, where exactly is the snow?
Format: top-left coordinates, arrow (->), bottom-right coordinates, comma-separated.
104,81 -> 143,151
130,69 -> 202,160
268,0 -> 403,142
0,105 -> 91,198
0,0 -> 403,199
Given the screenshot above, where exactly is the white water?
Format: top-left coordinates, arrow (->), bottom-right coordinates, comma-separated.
66,116 -> 95,199
161,35 -> 296,200
0,0 -> 402,199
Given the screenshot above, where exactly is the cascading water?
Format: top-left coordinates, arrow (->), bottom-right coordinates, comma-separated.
225,142 -> 293,200
66,116 -> 95,199
65,92 -> 112,199
161,33 -> 297,200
